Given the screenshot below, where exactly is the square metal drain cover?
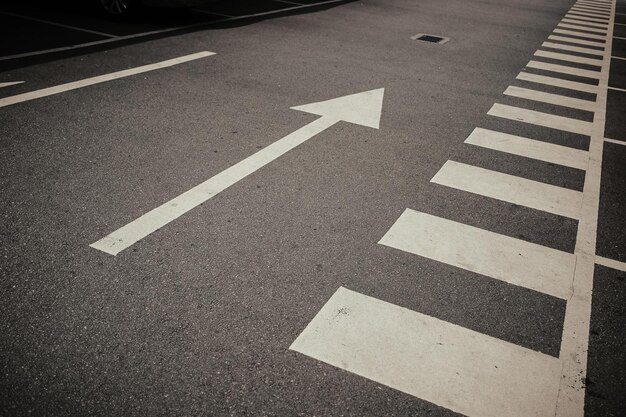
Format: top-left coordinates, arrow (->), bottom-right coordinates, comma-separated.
410,33 -> 450,45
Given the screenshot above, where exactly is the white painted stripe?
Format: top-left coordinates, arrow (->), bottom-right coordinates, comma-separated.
615,36 -> 626,40
526,60 -> 601,79
576,0 -> 611,6
0,11 -> 117,38
571,6 -> 610,15
378,209 -> 576,299
431,160 -> 583,219
553,28 -> 607,40
91,115 -> 337,255
561,18 -> 608,29
605,137 -> 626,145
612,55 -> 626,60
557,23 -> 608,34
542,41 -> 604,56
568,10 -> 610,19
517,72 -> 599,93
574,5 -> 611,11
488,103 -> 594,135
0,81 -> 24,88
535,49 -> 603,66
504,85 -> 599,111
616,22 -> 626,26
565,13 -> 611,23
608,85 -> 626,92
290,287 -> 562,417
548,34 -> 605,47
0,51 -> 215,108
465,127 -> 589,170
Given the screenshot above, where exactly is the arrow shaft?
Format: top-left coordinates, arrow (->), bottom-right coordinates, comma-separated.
91,115 -> 338,255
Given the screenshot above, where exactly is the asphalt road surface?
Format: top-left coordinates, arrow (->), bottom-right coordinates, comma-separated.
1,0 -> 625,416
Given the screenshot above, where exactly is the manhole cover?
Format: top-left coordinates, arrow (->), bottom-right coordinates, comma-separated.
410,33 -> 450,45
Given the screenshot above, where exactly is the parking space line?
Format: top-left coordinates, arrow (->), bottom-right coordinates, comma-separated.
464,127 -> 589,170
378,209 -> 576,299
608,85 -> 626,92
596,256 -> 626,271
612,55 -> 626,59
604,137 -> 626,145
615,36 -> 626,40
0,11 -> 117,38
0,81 -> 24,88
504,85 -> 599,111
290,287 -> 562,417
0,51 -> 215,108
487,103 -> 594,135
431,160 -> 583,219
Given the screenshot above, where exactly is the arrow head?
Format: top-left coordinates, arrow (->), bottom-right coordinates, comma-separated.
291,88 -> 384,129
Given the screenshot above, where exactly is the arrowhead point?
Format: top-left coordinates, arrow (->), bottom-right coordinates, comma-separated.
291,88 -> 384,129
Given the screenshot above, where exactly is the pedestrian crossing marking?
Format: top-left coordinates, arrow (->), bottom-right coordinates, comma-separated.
516,72 -> 599,93
378,209 -> 576,299
526,60 -> 602,79
534,50 -> 603,66
557,23 -> 608,34
553,28 -> 607,40
568,10 -> 609,19
487,103 -> 594,135
548,34 -> 605,47
542,41 -> 604,56
464,127 -> 589,170
565,13 -> 610,23
561,19 -> 608,29
431,160 -> 583,219
504,85 -> 599,112
290,287 -> 562,417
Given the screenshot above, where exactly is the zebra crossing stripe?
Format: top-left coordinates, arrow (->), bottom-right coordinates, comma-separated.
431,160 -> 583,219
290,287 -> 562,417
487,103 -> 594,136
504,85 -> 599,112
541,41 -> 604,56
464,127 -> 589,170
378,209 -> 576,299
571,5 -> 610,14
526,60 -> 602,79
561,19 -> 608,29
564,13 -> 610,23
548,34 -> 605,47
516,72 -> 599,93
553,28 -> 607,40
567,10 -> 610,19
557,23 -> 608,33
534,50 -> 603,66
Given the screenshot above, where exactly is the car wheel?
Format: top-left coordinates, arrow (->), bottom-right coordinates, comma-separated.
99,0 -> 141,17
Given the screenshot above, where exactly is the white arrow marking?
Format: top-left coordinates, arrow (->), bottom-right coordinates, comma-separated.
91,88 -> 385,255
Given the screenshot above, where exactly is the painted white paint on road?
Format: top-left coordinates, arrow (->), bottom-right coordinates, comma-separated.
378,209 -> 576,299
504,85 -> 599,112
487,103 -> 594,135
464,127 -> 589,170
0,51 -> 215,108
548,34 -> 605,47
0,81 -> 24,88
516,72 -> 599,93
290,287 -> 562,417
561,18 -> 608,29
565,13 -> 611,23
534,50 -> 603,66
542,41 -> 604,56
431,160 -> 583,219
557,22 -> 608,33
526,60 -> 601,79
91,89 -> 385,255
553,28 -> 607,40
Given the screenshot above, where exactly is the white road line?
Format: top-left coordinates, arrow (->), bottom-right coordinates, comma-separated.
0,11 -> 117,38
608,85 -> 626,92
290,287 -> 562,417
558,23 -> 608,33
571,7 -> 610,16
566,13 -> 611,23
612,55 -> 626,60
431,160 -> 583,219
561,18 -> 608,29
574,5 -> 610,12
616,22 -> 626,26
504,85 -> 599,112
517,72 -> 599,93
548,34 -> 605,47
378,209 -> 576,299
555,0 -> 615,415
542,41 -> 604,56
596,256 -> 626,271
0,51 -> 215,108
465,127 -> 589,170
526,60 -> 601,79
568,10 -> 610,19
553,28 -> 607,40
0,81 -> 24,88
91,88 -> 385,255
535,49 -> 603,66
488,103 -> 594,136
614,36 -> 626,40
605,137 -> 626,145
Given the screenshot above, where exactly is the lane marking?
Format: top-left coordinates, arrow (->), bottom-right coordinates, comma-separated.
542,41 -> 604,56
0,11 -> 117,38
548,34 -> 606,47
604,137 -> 626,145
517,71 -> 598,93
595,257 -> 626,271
561,18 -> 608,29
608,85 -> 626,92
557,23 -> 608,33
431,160 -> 583,219
526,60 -> 601,79
555,0 -> 616,415
378,209 -> 576,299
615,22 -> 626,26
614,36 -> 626,40
488,103 -> 594,135
91,88 -> 385,255
612,55 -> 626,60
0,51 -> 215,108
553,28 -> 607,40
504,85 -> 599,112
0,81 -> 24,88
465,127 -> 589,170
290,287 -> 562,417
535,49 -> 603,66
